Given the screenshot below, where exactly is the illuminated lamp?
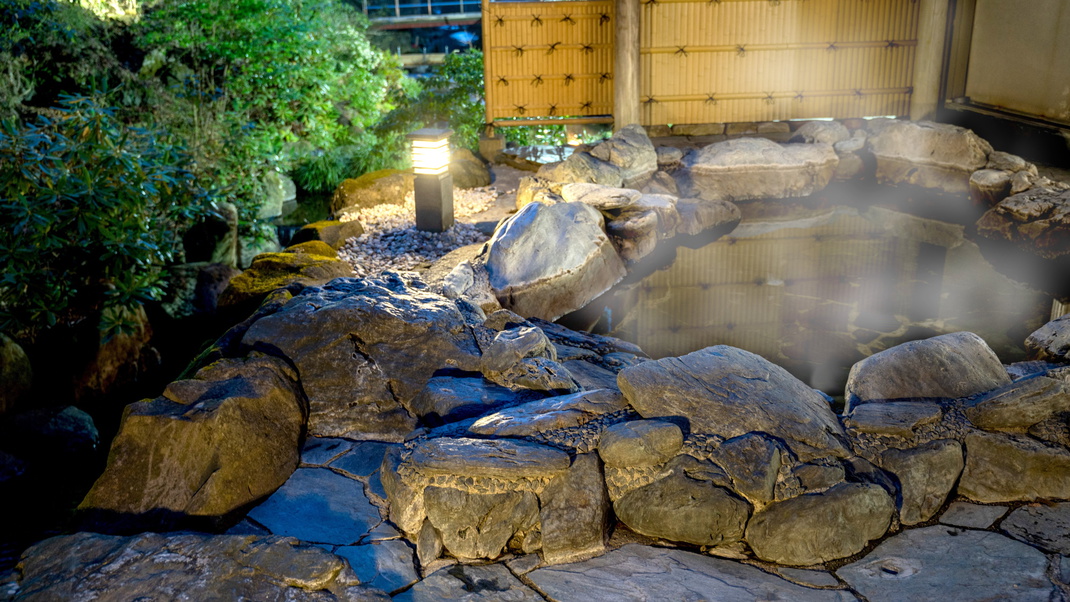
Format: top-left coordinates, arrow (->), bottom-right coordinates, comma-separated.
407,127 -> 454,232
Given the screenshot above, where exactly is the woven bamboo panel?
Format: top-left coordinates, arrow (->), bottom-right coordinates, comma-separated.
483,0 -> 615,123
638,0 -> 920,125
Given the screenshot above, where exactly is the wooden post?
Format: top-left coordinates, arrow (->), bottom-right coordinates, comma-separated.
613,0 -> 640,130
911,0 -> 951,120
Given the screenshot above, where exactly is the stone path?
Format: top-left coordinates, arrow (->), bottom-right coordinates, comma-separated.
217,436 -> 1070,601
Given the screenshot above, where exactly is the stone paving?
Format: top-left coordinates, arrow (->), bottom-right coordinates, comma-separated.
225,436 -> 1070,601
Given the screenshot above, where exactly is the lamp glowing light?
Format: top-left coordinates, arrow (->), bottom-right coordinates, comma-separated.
407,128 -> 454,232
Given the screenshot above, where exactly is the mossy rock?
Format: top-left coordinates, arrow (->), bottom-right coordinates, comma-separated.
330,169 -> 414,216
283,240 -> 339,258
288,220 -> 364,250
218,248 -> 353,312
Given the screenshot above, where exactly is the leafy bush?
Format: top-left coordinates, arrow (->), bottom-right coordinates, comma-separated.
0,0 -> 129,115
378,49 -> 485,153
134,0 -> 409,229
0,94 -> 211,340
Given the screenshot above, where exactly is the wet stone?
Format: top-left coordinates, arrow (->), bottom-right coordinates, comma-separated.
939,502 -> 1008,529
837,526 -> 1056,602
334,540 -> 419,595
330,442 -> 395,478
394,563 -> 543,601
527,544 -> 856,601
1002,502 -> 1070,554
301,437 -> 355,467
247,467 -> 382,546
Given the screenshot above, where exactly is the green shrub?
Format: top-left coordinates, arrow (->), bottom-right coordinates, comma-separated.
134,0 -> 409,228
0,0 -> 129,114
0,94 -> 211,340
378,49 -> 485,154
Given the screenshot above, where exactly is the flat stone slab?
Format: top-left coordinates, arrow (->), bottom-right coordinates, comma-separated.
939,502 -> 1008,529
335,540 -> 419,595
843,402 -> 943,437
330,442 -> 396,478
837,526 -> 1057,601
394,564 -> 543,601
1002,502 -> 1070,554
409,437 -> 570,479
467,389 -> 627,438
683,137 -> 838,202
527,544 -> 856,601
301,437 -> 355,466
778,568 -> 842,588
10,532 -> 388,601
247,467 -> 381,546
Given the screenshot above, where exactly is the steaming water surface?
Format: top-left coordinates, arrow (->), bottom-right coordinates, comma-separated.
600,193 -> 1054,396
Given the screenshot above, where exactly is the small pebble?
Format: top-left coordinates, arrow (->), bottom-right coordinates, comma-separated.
337,186 -> 497,277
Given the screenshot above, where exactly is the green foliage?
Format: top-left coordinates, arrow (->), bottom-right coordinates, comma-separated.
500,124 -> 567,147
0,0 -> 129,113
134,0 -> 408,231
0,94 -> 211,340
378,49 -> 485,154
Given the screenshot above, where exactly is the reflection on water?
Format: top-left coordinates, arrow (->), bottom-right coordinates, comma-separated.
607,203 -> 1053,395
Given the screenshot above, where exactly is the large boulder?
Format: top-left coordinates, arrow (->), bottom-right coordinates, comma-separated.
976,187 -> 1070,260
537,152 -> 623,187
218,242 -> 354,312
618,346 -> 851,461
877,439 -> 963,525
844,331 -> 1010,411
331,169 -> 415,216
1026,314 -> 1070,362
959,430 -> 1070,503
963,375 -> 1070,432
11,532 -> 388,601
240,274 -> 482,440
789,120 -> 850,145
675,198 -> 741,236
683,138 -> 838,202
288,219 -> 365,250
485,201 -> 626,321
79,355 -> 306,526
867,121 -> 992,193
258,170 -> 297,220
614,470 -> 751,548
745,482 -> 895,565
588,124 -> 658,188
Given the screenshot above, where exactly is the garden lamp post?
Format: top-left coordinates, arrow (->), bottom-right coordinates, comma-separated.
408,127 -> 454,232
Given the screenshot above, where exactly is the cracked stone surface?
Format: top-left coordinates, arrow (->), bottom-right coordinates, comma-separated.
939,502 -> 1008,529
247,467 -> 383,546
393,563 -> 543,601
334,540 -> 419,594
1002,502 -> 1070,554
837,525 -> 1057,601
527,544 -> 857,601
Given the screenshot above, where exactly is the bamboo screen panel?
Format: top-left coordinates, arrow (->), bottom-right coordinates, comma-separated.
639,0 -> 920,126
483,0 -> 615,123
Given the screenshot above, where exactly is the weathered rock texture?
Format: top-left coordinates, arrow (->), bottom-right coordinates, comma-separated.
486,201 -> 626,321
976,187 -> 1070,260
241,274 -> 482,440
618,346 -> 850,461
79,355 -> 305,525
745,483 -> 895,565
588,124 -> 658,188
11,532 -> 388,601
1026,313 -> 1070,362
684,138 -> 839,202
331,169 -> 414,215
867,121 -> 992,193
845,331 -> 1010,410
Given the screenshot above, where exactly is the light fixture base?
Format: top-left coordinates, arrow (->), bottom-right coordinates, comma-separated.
414,172 -> 454,233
